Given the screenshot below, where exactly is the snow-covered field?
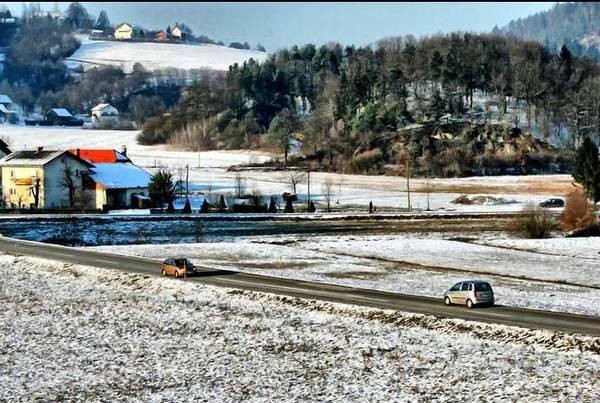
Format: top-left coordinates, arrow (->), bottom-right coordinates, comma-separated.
1,254 -> 599,401
92,234 -> 600,316
66,39 -> 269,72
0,125 -> 572,211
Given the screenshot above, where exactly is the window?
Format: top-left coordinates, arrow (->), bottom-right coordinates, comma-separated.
450,283 -> 461,291
10,170 -> 14,177
475,283 -> 491,292
461,283 -> 471,291
9,188 -> 15,195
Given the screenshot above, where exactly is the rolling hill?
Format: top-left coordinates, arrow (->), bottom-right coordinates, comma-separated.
66,37 -> 269,73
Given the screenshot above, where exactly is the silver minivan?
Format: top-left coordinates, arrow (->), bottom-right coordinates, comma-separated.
443,280 -> 494,308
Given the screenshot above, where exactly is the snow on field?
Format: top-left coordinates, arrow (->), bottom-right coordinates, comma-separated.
301,236 -> 600,288
477,236 -> 600,260
91,235 -> 600,316
1,254 -> 599,401
66,39 -> 268,72
0,126 -> 272,168
0,125 -> 571,210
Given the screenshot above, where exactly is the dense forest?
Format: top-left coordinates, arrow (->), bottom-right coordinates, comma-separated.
140,32 -> 600,176
498,2 -> 600,60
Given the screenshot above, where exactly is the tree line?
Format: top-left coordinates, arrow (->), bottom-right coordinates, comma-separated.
140,32 -> 600,176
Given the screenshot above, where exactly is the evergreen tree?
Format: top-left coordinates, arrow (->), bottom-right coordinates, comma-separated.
166,200 -> 175,213
268,196 -> 278,213
149,169 -> 175,210
182,198 -> 192,213
200,199 -> 210,213
284,197 -> 294,213
218,195 -> 227,212
572,137 -> 600,202
266,108 -> 301,167
94,10 -> 111,31
64,2 -> 93,30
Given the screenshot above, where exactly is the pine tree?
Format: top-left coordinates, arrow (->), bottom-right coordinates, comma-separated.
182,198 -> 192,213
200,199 -> 210,213
572,136 -> 600,202
149,169 -> 175,210
284,197 -> 294,213
94,11 -> 111,32
218,195 -> 227,212
268,196 -> 277,213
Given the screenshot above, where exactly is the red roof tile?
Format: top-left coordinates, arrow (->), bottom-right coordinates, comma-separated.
68,149 -> 130,163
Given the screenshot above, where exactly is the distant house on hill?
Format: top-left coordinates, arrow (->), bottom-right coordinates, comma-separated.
45,108 -> 80,126
90,103 -> 119,124
154,30 -> 168,41
0,94 -> 18,124
114,23 -> 134,39
170,24 -> 182,39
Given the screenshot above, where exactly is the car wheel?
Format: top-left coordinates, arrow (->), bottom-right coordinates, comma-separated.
444,297 -> 451,306
162,269 -> 166,276
466,299 -> 474,308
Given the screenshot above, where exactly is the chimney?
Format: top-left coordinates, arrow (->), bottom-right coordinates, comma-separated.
37,146 -> 43,153
76,148 -> 80,158
121,145 -> 127,157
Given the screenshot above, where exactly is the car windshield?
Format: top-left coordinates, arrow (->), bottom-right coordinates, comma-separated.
475,283 -> 491,291
174,259 -> 189,267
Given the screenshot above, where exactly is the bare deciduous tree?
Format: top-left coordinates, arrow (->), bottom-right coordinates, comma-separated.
285,171 -> 307,194
321,176 -> 335,212
421,180 -> 435,211
60,164 -> 76,208
233,172 -> 247,198
30,175 -> 41,208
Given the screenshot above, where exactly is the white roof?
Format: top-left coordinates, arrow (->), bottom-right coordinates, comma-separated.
0,150 -> 89,167
89,163 -> 151,189
91,103 -> 112,112
0,94 -> 13,104
50,108 -> 73,117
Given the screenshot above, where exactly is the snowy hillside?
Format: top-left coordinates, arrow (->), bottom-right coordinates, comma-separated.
66,38 -> 269,73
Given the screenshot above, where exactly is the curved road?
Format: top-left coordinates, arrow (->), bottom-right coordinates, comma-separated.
1,237 -> 599,336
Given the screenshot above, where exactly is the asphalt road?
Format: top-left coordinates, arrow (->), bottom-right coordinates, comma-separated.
1,237 -> 599,336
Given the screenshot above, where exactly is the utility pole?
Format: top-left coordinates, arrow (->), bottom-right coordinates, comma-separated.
307,170 -> 311,211
406,161 -> 412,212
186,164 -> 189,195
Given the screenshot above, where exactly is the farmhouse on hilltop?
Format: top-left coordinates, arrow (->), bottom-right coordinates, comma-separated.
170,24 -> 182,39
114,22 -> 134,39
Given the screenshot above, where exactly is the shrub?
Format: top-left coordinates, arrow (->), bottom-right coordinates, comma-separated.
515,203 -> 556,238
349,149 -> 384,174
560,189 -> 596,232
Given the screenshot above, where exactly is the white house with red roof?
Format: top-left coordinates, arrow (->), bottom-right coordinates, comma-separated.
68,148 -> 151,210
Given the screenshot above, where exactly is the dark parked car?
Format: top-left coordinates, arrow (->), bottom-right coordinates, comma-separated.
539,198 -> 564,208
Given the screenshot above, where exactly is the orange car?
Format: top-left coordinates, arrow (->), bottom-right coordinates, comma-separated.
161,257 -> 196,278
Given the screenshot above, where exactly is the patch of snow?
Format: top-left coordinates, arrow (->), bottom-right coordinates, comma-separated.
66,39 -> 269,73
1,253 -> 599,400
